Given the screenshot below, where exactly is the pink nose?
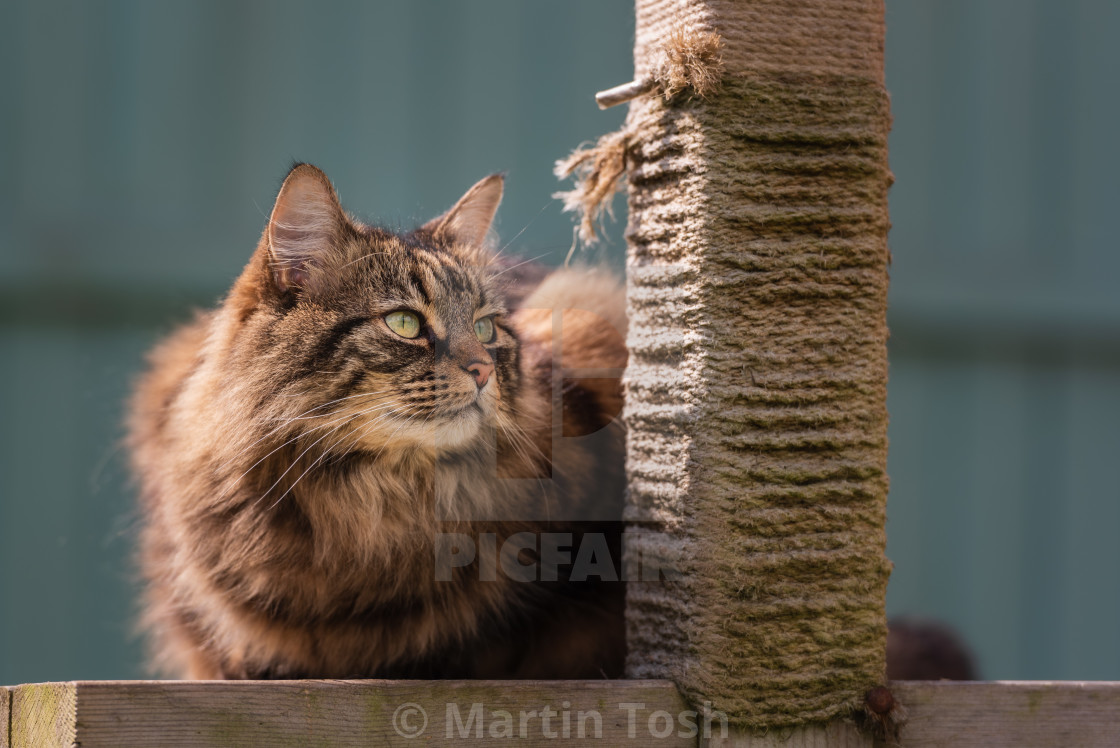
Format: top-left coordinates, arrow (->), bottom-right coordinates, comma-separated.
466,361 -> 494,388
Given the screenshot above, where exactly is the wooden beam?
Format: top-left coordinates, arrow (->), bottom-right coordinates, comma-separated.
8,680 -> 1120,746
7,680 -> 693,747
889,681 -> 1120,747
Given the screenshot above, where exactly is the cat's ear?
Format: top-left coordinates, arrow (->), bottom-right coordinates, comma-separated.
267,164 -> 345,293
422,174 -> 504,248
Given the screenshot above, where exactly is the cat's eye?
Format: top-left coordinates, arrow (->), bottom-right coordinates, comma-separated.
474,316 -> 496,344
385,310 -> 422,339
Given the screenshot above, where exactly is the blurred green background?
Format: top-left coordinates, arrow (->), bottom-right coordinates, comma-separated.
1,0 -> 1118,685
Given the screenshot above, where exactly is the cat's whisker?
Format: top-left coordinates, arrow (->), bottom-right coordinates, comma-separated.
497,415 -> 560,520
499,414 -> 550,468
221,398 -> 404,500
331,406 -> 407,459
215,391 -> 399,475
604,413 -> 629,433
256,391 -> 400,424
270,389 -> 397,411
221,394 -> 380,464
264,420 -> 366,511
490,252 -> 553,279
339,251 -> 392,270
497,422 -> 533,467
259,397 -> 416,510
253,417 -> 361,508
252,390 -> 398,436
263,438 -> 358,512
294,407 -> 409,500
496,201 -> 552,257
324,416 -> 379,459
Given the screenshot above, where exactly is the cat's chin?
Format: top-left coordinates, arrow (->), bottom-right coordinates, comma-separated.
362,403 -> 490,454
346,404 -> 491,457
427,404 -> 486,451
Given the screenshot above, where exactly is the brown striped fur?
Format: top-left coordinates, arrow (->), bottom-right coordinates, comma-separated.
128,165 -> 627,679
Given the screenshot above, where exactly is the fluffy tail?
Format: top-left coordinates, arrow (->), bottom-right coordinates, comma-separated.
512,266 -> 627,430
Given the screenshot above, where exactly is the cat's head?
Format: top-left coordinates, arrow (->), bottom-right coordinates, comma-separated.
227,164 -> 525,455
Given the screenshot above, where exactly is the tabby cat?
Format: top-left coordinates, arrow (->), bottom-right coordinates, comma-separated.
127,164 -> 627,679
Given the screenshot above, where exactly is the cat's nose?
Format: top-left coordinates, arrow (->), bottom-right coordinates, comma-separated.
465,360 -> 494,389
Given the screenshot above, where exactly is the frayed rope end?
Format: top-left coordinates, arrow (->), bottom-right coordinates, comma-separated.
596,28 -> 724,109
655,28 -> 724,100
553,130 -> 629,246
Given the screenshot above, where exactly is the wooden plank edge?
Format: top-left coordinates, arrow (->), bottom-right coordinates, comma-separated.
25,679 -> 694,747
1,686 -> 10,748
7,682 -> 76,748
886,680 -> 1120,748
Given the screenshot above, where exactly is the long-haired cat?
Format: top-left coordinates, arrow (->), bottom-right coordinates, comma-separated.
127,164 -> 627,679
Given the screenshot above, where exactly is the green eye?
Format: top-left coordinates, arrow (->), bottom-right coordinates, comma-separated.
385,310 -> 422,339
474,316 -> 495,343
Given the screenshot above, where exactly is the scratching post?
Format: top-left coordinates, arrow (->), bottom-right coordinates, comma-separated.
619,0 -> 893,738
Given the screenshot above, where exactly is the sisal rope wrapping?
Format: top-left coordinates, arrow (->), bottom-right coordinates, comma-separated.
621,0 -> 893,730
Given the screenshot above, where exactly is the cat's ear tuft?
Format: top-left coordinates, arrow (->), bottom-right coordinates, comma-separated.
422,173 -> 504,248
267,164 -> 345,293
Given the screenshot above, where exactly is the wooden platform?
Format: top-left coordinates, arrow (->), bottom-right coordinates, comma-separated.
3,679 -> 1120,747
